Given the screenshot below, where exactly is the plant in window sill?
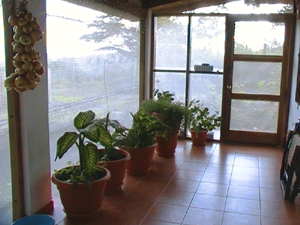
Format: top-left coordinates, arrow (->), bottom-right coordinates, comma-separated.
139,89 -> 189,135
51,110 -> 111,220
187,99 -> 222,146
139,89 -> 189,157
95,113 -> 128,161
116,110 -> 170,148
95,113 -> 131,193
116,110 -> 170,175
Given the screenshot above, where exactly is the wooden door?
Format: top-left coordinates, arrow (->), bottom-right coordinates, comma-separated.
221,14 -> 295,146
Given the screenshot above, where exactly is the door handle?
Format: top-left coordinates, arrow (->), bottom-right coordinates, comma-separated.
226,85 -> 232,90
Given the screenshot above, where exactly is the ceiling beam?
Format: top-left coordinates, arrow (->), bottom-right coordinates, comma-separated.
145,0 -> 294,14
148,0 -> 238,14
144,0 -> 208,9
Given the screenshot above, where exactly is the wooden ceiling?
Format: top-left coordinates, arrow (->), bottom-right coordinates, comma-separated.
144,0 -> 235,10
143,0 -> 294,13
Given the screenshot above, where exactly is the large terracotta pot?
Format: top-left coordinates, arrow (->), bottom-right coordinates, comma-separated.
98,149 -> 130,194
51,167 -> 110,220
190,129 -> 208,146
121,144 -> 156,176
155,134 -> 178,157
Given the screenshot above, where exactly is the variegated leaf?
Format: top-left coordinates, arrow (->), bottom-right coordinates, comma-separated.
74,110 -> 95,130
56,132 -> 78,160
81,142 -> 98,170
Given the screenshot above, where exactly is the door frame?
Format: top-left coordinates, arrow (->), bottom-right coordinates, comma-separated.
221,14 -> 296,146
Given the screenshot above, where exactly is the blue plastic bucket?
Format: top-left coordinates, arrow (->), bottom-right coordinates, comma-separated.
12,214 -> 55,225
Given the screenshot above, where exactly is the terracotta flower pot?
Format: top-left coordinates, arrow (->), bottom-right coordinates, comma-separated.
121,144 -> 156,176
98,149 -> 130,194
155,134 -> 178,157
51,167 -> 110,220
190,129 -> 208,146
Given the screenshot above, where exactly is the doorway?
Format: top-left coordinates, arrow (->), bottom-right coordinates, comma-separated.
221,14 -> 295,146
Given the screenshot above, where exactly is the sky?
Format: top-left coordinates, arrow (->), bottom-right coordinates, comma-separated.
46,0 -> 106,57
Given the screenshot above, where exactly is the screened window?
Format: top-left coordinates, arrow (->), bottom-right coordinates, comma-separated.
154,16 -> 188,70
47,0 -> 140,193
153,15 -> 225,139
0,6 -> 12,225
190,16 -> 225,72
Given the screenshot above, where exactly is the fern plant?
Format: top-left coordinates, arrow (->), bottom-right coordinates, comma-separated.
139,89 -> 189,134
116,111 -> 170,148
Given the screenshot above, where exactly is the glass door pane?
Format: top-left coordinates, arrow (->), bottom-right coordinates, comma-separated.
230,100 -> 279,133
232,61 -> 282,95
234,21 -> 285,56
0,6 -> 12,225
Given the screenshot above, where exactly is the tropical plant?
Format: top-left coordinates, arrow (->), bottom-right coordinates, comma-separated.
187,99 -> 222,132
95,113 -> 127,161
54,110 -> 106,185
139,89 -> 189,134
116,110 -> 171,148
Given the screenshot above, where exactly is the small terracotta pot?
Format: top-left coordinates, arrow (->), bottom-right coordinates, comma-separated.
52,167 -> 110,220
190,129 -> 208,146
155,134 -> 178,157
98,149 -> 130,194
121,144 -> 156,176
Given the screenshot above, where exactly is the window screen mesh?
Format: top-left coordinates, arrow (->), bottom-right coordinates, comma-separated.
47,0 -> 140,182
0,6 -> 12,225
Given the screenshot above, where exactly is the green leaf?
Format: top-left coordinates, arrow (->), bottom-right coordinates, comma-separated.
80,123 -> 100,142
74,110 -> 95,130
109,119 -> 123,130
98,126 -> 113,149
56,132 -> 78,161
81,143 -> 98,170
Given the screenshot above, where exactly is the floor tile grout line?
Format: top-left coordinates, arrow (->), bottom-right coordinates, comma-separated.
220,151 -> 236,225
54,142 -> 300,225
140,143 -> 204,225
179,144 -> 223,225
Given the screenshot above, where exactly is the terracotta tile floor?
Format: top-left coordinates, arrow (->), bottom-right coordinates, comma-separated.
52,140 -> 300,225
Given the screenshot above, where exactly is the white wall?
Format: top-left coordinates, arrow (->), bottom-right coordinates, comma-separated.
288,19 -> 300,130
18,0 -> 52,215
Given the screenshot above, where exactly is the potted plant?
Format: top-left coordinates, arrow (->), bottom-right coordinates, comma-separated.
95,113 -> 131,193
187,99 -> 222,146
140,89 -> 189,157
51,110 -> 111,220
116,110 -> 170,175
